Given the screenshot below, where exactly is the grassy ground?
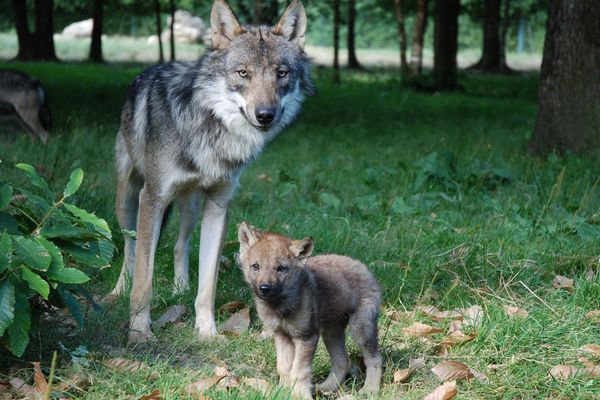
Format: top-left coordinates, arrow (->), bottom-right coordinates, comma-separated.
0,61 -> 599,399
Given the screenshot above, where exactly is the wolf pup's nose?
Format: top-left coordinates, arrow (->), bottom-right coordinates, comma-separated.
255,107 -> 276,126
259,284 -> 273,295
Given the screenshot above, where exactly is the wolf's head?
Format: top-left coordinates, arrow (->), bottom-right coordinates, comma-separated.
208,0 -> 313,132
238,222 -> 314,301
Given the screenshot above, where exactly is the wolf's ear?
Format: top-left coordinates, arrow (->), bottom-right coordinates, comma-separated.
273,0 -> 307,49
211,0 -> 244,50
238,221 -> 259,250
289,237 -> 313,260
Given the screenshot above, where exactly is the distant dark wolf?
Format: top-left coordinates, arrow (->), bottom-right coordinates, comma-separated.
108,0 -> 314,344
238,222 -> 382,399
0,69 -> 51,143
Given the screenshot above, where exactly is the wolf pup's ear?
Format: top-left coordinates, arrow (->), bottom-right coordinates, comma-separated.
289,237 -> 313,260
211,0 -> 244,50
274,0 -> 307,49
238,221 -> 259,250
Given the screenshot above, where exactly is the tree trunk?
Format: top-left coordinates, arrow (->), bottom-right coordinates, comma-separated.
472,0 -> 510,72
253,0 -> 278,24
433,0 -> 459,90
347,0 -> 362,70
333,0 -> 340,83
89,0 -> 104,62
154,0 -> 164,63
33,0 -> 57,61
409,0 -> 428,76
11,0 -> 35,61
393,0 -> 408,75
529,0 -> 600,155
169,0 -> 176,61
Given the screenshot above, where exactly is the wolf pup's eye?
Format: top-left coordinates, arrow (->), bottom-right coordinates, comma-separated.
277,69 -> 289,78
237,69 -> 248,78
251,263 -> 259,271
277,265 -> 288,272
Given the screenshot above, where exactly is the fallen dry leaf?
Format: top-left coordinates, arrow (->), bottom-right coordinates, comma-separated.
102,357 -> 156,380
580,344 -> 600,357
469,368 -> 489,383
578,357 -> 595,368
393,357 -> 426,383
256,174 -> 273,182
152,305 -> 187,328
32,362 -> 48,397
431,361 -> 474,382
454,305 -> 484,327
549,365 -> 581,380
585,310 -> 600,323
504,305 -> 529,319
437,344 -> 451,357
386,309 -> 413,321
553,275 -> 574,292
402,322 -> 443,337
9,378 -> 36,398
217,375 -> 240,389
185,375 -> 226,395
440,330 -> 476,345
138,389 -> 161,400
218,301 -> 247,314
415,306 -> 462,321
219,307 -> 250,335
584,269 -> 596,281
447,320 -> 463,335
241,377 -> 271,393
423,380 -> 458,400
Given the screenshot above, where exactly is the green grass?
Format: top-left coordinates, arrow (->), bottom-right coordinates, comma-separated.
1,61 -> 599,399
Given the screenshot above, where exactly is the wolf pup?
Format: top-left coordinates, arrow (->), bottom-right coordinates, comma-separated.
238,222 -> 382,399
109,0 -> 313,344
0,69 -> 51,143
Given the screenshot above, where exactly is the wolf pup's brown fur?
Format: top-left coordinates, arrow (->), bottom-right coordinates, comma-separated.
238,222 -> 382,399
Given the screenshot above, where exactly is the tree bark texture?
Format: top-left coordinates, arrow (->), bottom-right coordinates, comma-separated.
169,0 -> 176,61
11,0 -> 35,61
433,0 -> 460,90
33,0 -> 57,61
154,0 -> 164,63
529,0 -> 600,155
347,0 -> 362,70
333,0 -> 340,83
410,0 -> 428,75
472,0 -> 509,72
89,0 -> 104,62
393,0 -> 408,74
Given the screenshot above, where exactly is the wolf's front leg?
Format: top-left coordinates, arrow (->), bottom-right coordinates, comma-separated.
289,335 -> 318,400
274,332 -> 295,386
128,187 -> 167,344
194,181 -> 236,337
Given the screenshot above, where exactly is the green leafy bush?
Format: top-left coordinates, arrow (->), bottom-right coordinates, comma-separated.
0,162 -> 114,357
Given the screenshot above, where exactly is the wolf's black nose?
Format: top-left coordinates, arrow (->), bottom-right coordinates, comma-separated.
255,107 -> 276,126
259,284 -> 273,295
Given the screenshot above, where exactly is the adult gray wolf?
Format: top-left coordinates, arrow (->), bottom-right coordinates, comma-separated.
109,0 -> 313,344
0,69 -> 51,143
238,222 -> 382,399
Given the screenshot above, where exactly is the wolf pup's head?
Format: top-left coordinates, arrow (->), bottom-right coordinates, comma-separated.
209,0 -> 313,132
238,222 -> 313,301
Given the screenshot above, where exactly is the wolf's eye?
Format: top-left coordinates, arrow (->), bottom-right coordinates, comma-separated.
237,69 -> 248,78
251,263 -> 259,271
277,265 -> 288,272
277,69 -> 289,78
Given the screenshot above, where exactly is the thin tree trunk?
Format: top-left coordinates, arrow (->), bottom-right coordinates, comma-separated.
499,0 -> 510,68
33,0 -> 57,61
154,0 -> 164,63
433,0 -> 460,90
11,0 -> 35,61
89,0 -> 104,62
529,0 -> 600,155
347,0 -> 362,70
169,0 -> 176,61
471,0 -> 510,72
333,0 -> 340,83
410,0 -> 428,76
393,0 -> 408,75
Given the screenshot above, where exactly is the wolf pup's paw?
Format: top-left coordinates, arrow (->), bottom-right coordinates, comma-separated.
128,328 -> 157,345
194,312 -> 219,338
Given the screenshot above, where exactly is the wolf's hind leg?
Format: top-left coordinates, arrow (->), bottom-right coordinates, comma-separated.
349,307 -> 382,394
318,329 -> 349,393
173,191 -> 201,294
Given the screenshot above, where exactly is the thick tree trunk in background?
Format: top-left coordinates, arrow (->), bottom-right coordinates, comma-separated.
393,0 -> 408,74
169,0 -> 175,61
347,0 -> 362,70
254,0 -> 278,24
89,0 -> 104,62
433,0 -> 459,90
472,0 -> 509,72
154,0 -> 164,63
33,0 -> 57,61
11,0 -> 35,61
333,0 -> 340,83
529,0 -> 600,155
410,0 -> 428,76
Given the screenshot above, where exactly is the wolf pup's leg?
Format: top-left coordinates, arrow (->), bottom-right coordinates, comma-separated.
173,191 -> 201,294
349,307 -> 382,394
194,180 -> 236,337
274,332 -> 295,386
318,328 -> 350,393
289,335 -> 318,400
128,186 -> 169,344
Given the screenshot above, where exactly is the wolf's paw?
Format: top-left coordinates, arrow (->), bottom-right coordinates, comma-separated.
128,328 -> 157,345
194,312 -> 218,338
316,380 -> 339,394
358,384 -> 379,395
172,283 -> 190,296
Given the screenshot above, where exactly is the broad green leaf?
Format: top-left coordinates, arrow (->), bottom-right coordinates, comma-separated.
391,197 -> 413,215
0,279 -> 16,336
7,289 -> 30,357
319,192 -> 341,209
14,189 -> 52,219
0,183 -> 11,209
12,236 -> 51,271
21,266 -> 50,299
35,237 -> 64,273
61,242 -> 108,267
15,163 -> 51,195
0,232 -> 12,273
59,289 -> 83,328
0,212 -> 19,235
40,224 -> 99,240
63,168 -> 84,198
63,203 -> 111,238
47,268 -> 90,284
